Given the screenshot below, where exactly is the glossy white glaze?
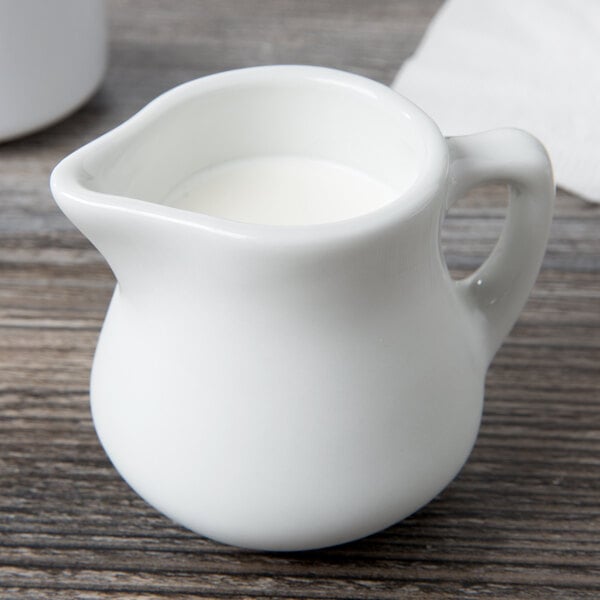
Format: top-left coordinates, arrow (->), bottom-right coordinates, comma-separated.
50,66 -> 554,551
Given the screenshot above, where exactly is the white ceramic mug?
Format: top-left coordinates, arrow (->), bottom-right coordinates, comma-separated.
0,0 -> 107,142
51,66 -> 554,551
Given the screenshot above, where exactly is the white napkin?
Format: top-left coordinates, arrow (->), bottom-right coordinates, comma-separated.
392,0 -> 600,203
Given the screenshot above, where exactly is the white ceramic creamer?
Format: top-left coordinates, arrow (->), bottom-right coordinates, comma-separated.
50,66 -> 554,551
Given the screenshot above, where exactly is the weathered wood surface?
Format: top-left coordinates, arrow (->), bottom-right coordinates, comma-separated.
1,0 -> 599,598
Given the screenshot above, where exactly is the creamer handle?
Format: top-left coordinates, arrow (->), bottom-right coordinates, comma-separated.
446,129 -> 554,365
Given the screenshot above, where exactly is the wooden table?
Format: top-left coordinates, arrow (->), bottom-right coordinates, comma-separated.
1,1 -> 599,597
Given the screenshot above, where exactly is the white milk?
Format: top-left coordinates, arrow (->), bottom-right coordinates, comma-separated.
164,156 -> 399,225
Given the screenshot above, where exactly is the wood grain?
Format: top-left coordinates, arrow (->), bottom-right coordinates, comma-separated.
1,0 -> 599,598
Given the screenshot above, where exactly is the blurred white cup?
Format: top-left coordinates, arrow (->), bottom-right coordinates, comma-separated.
0,0 -> 107,142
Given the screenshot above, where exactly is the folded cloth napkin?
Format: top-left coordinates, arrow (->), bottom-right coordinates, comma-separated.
393,0 -> 600,203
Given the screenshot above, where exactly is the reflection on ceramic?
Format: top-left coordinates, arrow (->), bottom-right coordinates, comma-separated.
0,0 -> 107,142
50,66 -> 554,551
